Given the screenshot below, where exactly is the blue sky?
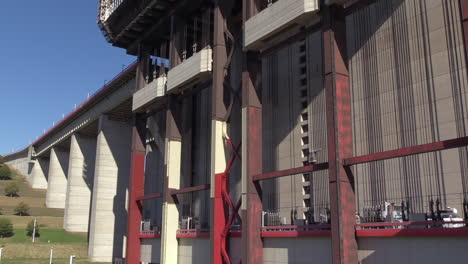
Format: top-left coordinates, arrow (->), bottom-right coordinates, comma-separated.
0,1 -> 134,155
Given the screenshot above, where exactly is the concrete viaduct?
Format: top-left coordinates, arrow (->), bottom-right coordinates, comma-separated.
3,63 -> 136,262
6,0 -> 468,263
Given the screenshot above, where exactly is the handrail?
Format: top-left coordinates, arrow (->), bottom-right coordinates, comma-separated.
99,0 -> 125,23
356,220 -> 468,228
261,224 -> 332,238
261,224 -> 331,230
176,228 -> 210,238
32,61 -> 137,148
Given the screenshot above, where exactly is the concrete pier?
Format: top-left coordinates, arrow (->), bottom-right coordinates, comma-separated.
88,115 -> 131,262
31,157 -> 49,189
63,134 -> 96,232
45,148 -> 69,209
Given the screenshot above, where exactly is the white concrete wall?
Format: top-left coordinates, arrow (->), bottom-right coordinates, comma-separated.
167,48 -> 212,93
63,134 -> 96,232
31,157 -> 49,189
244,0 -> 319,50
177,238 -> 210,264
358,237 -> 468,264
348,0 -> 468,213
88,115 -> 131,262
133,76 -> 166,112
263,237 -> 332,264
45,148 -> 69,209
141,238 -> 161,263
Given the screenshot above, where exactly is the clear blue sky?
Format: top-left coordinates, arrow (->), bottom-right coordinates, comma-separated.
0,1 -> 134,155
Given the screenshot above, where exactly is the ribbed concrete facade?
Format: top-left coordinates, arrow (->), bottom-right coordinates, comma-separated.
63,134 -> 96,232
45,148 -> 69,209
177,238 -> 210,264
262,31 -> 329,223
349,0 -> 468,216
88,115 -> 131,262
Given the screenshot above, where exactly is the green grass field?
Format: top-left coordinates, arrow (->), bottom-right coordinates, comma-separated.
1,229 -> 87,244
0,166 -> 107,263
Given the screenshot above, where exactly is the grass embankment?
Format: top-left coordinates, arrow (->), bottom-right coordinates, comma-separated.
0,166 -> 106,263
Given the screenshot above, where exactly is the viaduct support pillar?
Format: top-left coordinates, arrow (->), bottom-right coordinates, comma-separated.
323,6 -> 358,264
31,157 -> 49,189
46,147 -> 69,209
126,116 -> 146,264
160,96 -> 182,264
64,133 -> 96,232
88,115 -> 132,262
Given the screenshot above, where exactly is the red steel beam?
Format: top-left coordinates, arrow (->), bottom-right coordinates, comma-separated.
344,136 -> 468,166
126,117 -> 147,264
261,230 -> 331,238
169,184 -> 211,196
136,192 -> 163,201
253,163 -> 329,182
323,6 -> 358,264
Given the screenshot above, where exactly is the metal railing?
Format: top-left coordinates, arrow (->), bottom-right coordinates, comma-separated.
99,0 -> 125,23
176,228 -> 210,238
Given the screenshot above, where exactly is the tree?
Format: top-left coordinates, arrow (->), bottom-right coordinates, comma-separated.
14,202 -> 30,216
0,218 -> 14,237
5,183 -> 19,197
0,155 -> 4,164
26,219 -> 40,237
0,166 -> 11,180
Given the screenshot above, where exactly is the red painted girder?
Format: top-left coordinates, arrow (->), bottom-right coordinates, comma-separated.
126,150 -> 146,264
261,231 -> 331,238
169,184 -> 211,195
323,6 -> 357,264
176,229 -> 211,238
253,162 -> 329,182
356,227 -> 468,237
356,220 -> 468,228
136,192 -> 162,201
261,224 -> 331,230
344,136 -> 468,166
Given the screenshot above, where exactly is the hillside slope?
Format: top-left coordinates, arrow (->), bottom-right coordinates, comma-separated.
0,165 -> 107,264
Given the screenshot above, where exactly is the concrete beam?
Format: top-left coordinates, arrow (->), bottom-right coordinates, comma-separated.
88,115 -> 131,262
63,134 -> 96,232
46,148 -> 69,209
31,157 -> 49,190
